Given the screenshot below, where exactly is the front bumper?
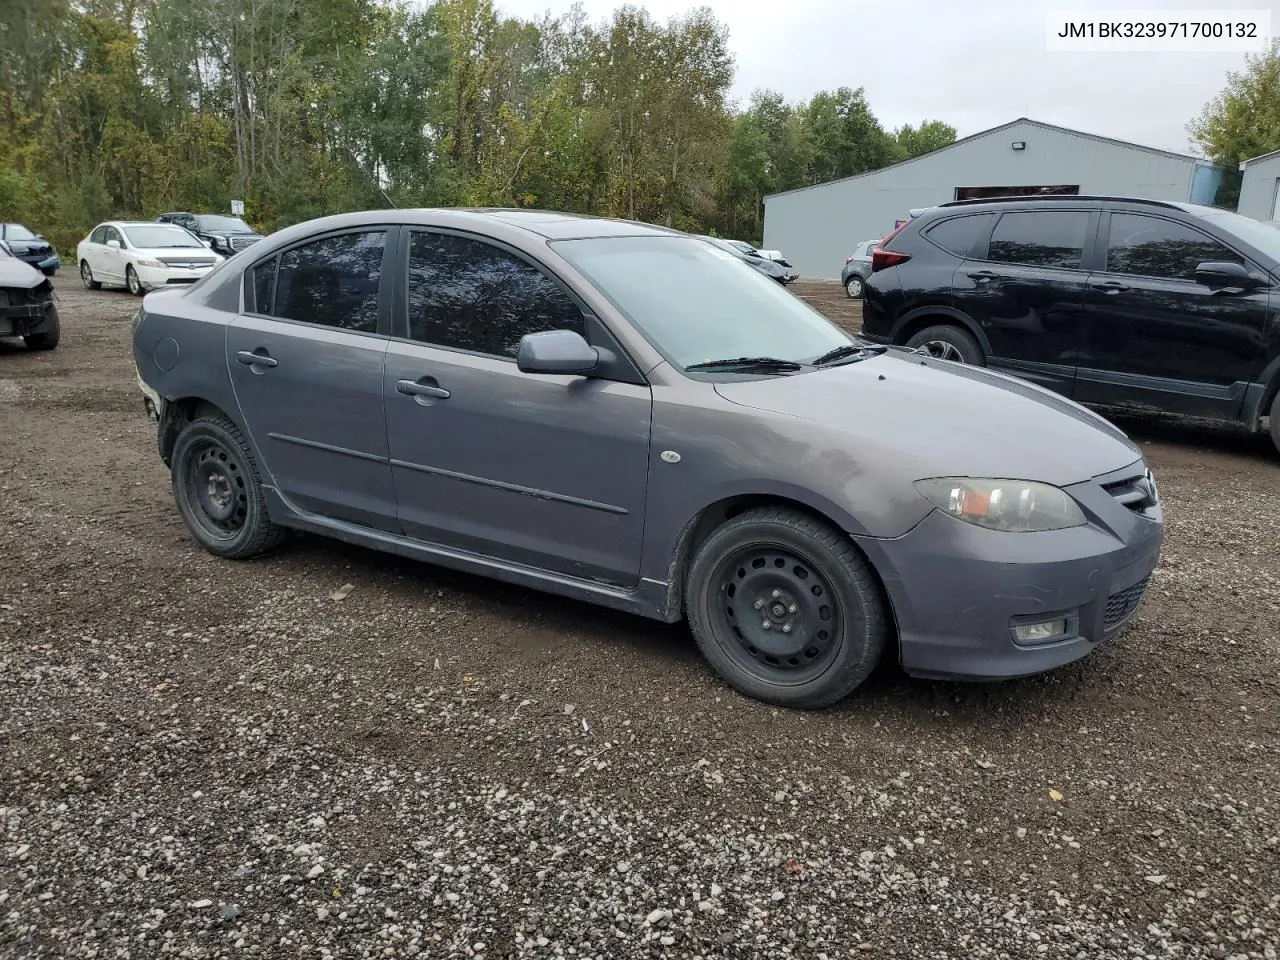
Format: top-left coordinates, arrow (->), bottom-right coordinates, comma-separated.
855,464 -> 1163,680
135,263 -> 215,289
0,298 -> 58,338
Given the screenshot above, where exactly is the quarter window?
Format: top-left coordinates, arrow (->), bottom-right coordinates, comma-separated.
926,214 -> 995,258
1105,214 -> 1243,281
986,211 -> 1090,269
406,232 -> 585,357
252,258 -> 277,315
272,231 -> 385,333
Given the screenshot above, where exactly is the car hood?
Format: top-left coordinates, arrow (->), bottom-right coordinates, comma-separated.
4,238 -> 52,252
746,256 -> 789,277
713,351 -> 1141,487
0,257 -> 48,288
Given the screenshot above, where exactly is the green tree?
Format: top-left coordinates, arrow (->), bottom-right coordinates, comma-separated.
895,120 -> 957,158
1189,39 -> 1280,166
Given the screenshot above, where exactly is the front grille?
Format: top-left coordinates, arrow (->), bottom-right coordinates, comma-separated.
230,236 -> 261,251
1104,575 -> 1150,631
1102,469 -> 1159,513
158,257 -> 216,268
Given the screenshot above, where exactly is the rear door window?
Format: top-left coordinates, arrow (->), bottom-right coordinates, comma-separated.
272,231 -> 385,333
90,226 -> 107,244
1105,213 -> 1243,281
925,214 -> 995,258
986,210 -> 1090,269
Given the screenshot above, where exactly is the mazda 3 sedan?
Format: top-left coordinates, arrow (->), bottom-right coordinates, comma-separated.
132,209 -> 1163,709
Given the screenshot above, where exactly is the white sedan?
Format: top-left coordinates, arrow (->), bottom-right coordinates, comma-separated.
76,221 -> 221,296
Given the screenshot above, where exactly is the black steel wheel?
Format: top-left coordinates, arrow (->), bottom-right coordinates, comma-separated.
171,415 -> 285,559
686,507 -> 888,709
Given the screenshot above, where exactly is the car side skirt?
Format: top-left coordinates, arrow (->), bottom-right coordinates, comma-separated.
261,486 -> 676,622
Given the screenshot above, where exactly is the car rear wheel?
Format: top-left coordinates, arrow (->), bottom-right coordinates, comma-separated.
23,310 -> 60,351
845,276 -> 864,299
171,416 -> 285,559
80,260 -> 101,291
126,265 -> 143,296
905,324 -> 984,365
685,507 -> 888,709
1269,391 -> 1280,455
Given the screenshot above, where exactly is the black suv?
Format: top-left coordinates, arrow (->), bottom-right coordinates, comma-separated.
156,212 -> 263,256
862,196 -> 1280,452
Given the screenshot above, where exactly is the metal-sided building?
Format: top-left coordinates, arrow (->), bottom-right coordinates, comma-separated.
1237,148 -> 1280,223
762,118 -> 1229,280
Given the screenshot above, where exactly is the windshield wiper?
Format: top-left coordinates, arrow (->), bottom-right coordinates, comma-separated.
811,342 -> 886,366
686,356 -> 804,372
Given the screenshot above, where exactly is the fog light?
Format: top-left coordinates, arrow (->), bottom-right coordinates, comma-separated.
1012,618 -> 1068,644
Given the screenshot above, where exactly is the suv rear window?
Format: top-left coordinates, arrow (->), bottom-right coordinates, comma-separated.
925,214 -> 994,257
986,210 -> 1090,269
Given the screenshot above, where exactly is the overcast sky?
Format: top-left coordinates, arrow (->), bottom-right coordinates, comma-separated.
496,0 -> 1280,156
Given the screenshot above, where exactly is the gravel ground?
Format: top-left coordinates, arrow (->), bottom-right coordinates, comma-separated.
1,280 -> 1278,959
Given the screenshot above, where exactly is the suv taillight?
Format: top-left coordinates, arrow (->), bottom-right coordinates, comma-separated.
870,220 -> 912,272
871,248 -> 911,271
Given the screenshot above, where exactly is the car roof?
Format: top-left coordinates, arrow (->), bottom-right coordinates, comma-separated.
933,195 -> 1207,215
260,208 -> 681,244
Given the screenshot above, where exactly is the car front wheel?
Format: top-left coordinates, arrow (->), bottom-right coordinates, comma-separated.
126,265 -> 144,296
171,416 -> 285,559
685,506 -> 888,709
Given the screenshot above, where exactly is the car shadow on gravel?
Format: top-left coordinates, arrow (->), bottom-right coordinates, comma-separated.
280,530 -> 1121,726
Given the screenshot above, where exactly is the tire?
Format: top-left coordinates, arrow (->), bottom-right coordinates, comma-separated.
845,275 -> 864,299
685,507 -> 888,709
23,309 -> 60,351
170,416 -> 286,560
905,324 -> 984,365
1269,390 -> 1280,456
126,265 -> 143,296
80,260 -> 101,291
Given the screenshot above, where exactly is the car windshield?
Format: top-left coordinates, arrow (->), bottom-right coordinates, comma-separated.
4,224 -> 37,240
554,236 -> 852,370
1201,210 -> 1280,264
195,215 -> 252,232
123,224 -> 203,248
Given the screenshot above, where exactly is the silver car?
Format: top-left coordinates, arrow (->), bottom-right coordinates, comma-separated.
133,209 -> 1163,709
841,239 -> 879,298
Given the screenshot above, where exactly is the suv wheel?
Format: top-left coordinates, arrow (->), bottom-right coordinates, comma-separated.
171,416 -> 286,559
1269,391 -> 1280,455
23,310 -> 60,351
845,276 -> 864,299
685,507 -> 887,709
905,324 -> 984,365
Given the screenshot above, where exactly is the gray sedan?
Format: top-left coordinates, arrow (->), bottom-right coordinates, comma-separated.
133,209 -> 1163,709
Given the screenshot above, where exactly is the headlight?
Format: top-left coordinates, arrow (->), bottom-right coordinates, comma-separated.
135,258 -> 164,268
915,478 -> 1086,532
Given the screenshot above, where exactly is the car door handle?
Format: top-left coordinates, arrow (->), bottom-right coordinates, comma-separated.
235,349 -> 277,368
967,270 -> 997,282
1089,280 -> 1129,294
396,378 -> 451,400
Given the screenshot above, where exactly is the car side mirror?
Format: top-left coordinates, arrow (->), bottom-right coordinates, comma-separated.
107,239 -> 121,249
517,329 -> 599,376
1194,261 -> 1259,289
